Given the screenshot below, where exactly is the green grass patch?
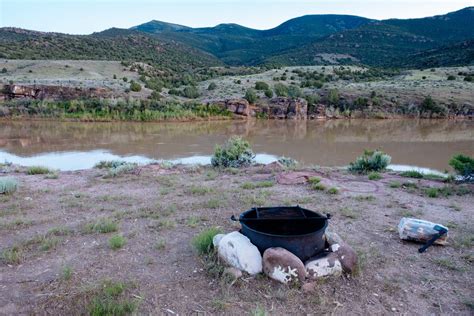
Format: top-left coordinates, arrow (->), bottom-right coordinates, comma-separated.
307,177 -> 321,185
109,235 -> 126,250
389,181 -> 401,188
84,218 -> 118,234
192,227 -> 223,255
87,280 -> 138,316
241,181 -> 274,190
26,166 -> 52,175
62,265 -> 73,281
400,170 -> 424,178
1,246 -> 22,265
340,207 -> 358,219
311,183 -> 326,191
368,172 -> 382,180
188,185 -> 214,195
327,187 -> 339,194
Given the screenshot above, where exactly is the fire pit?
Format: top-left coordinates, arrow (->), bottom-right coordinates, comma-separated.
231,206 -> 330,262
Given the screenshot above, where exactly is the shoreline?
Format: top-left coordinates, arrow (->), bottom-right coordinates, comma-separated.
0,163 -> 472,314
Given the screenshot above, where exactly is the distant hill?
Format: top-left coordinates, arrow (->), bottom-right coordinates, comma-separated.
0,27 -> 221,72
397,40 -> 474,68
0,7 -> 473,69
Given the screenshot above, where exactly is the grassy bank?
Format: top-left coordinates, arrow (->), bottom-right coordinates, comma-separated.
0,99 -> 234,122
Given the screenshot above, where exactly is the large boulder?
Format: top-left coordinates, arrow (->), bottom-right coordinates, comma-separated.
305,252 -> 342,279
262,247 -> 306,284
215,231 -> 262,275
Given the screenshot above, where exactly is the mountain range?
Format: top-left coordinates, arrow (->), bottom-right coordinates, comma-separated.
0,7 -> 473,70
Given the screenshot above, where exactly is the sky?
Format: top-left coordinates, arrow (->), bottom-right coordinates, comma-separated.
1,0 -> 473,34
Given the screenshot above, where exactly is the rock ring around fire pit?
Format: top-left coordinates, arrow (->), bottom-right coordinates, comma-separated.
232,206 -> 329,262
212,206 -> 359,285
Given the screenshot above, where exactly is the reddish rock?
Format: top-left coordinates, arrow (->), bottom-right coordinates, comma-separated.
257,97 -> 308,120
263,247 -> 306,283
329,242 -> 358,274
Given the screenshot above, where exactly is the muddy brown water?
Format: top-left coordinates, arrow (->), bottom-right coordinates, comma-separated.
0,119 -> 473,172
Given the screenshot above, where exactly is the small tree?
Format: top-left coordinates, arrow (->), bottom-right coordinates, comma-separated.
244,88 -> 258,104
207,82 -> 217,90
130,81 -> 142,92
274,83 -> 288,97
288,85 -> 302,99
182,86 -> 200,98
328,89 -> 339,105
255,81 -> 269,91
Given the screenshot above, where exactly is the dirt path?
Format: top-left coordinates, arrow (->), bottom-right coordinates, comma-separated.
0,164 -> 473,315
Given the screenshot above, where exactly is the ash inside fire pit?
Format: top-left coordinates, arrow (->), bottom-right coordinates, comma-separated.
233,206 -> 329,262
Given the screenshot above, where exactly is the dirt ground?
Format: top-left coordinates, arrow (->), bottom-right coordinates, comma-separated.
0,163 -> 473,315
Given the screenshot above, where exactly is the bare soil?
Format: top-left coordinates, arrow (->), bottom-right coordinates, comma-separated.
0,163 -> 473,315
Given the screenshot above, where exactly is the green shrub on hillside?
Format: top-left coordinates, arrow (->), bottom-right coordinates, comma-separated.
182,86 -> 200,99
207,82 -> 217,90
328,89 -> 339,105
211,136 -> 255,168
288,85 -> 302,99
244,88 -> 258,104
274,83 -> 289,97
129,81 -> 142,92
264,89 -> 273,98
420,96 -> 447,117
348,150 -> 391,174
255,81 -> 269,91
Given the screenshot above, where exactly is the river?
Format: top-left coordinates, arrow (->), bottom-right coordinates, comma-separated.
0,119 -> 473,172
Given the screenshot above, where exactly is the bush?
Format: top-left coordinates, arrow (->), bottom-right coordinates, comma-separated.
0,177 -> 17,194
264,89 -> 273,98
274,83 -> 288,97
255,81 -> 269,90
277,157 -> 298,168
449,154 -> 474,181
244,88 -> 258,104
211,136 -> 255,168
348,150 -> 391,174
129,81 -> 141,92
1,68 -> 7,73
287,85 -> 302,99
26,166 -> 52,175
182,86 -> 200,99
420,96 -> 447,117
109,235 -> 126,250
192,227 -> 223,255
328,89 -> 339,105
447,75 -> 456,81
207,82 -> 217,90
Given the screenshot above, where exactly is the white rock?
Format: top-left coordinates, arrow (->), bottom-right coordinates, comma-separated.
217,231 -> 262,275
305,253 -> 342,279
212,234 -> 225,247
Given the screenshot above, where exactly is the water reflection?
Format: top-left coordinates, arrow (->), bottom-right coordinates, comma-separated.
0,119 -> 473,171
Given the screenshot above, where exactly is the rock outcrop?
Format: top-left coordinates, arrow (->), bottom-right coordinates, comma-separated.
0,84 -> 112,101
214,99 -> 250,116
257,97 -> 308,120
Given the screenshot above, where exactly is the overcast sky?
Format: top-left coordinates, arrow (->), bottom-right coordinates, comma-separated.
1,0 -> 472,34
